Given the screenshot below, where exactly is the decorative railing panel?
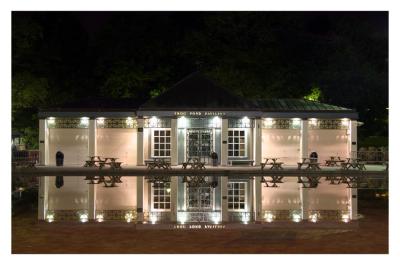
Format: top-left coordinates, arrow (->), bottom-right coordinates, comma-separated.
144,211 -> 172,223
47,118 -> 89,129
262,119 -> 301,129
228,212 -> 254,222
144,118 -> 171,128
228,119 -> 254,128
96,118 -> 137,129
177,211 -> 221,223
308,119 -> 348,130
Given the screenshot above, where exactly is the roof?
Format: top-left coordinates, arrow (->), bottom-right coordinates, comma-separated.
256,98 -> 354,112
139,72 -> 258,111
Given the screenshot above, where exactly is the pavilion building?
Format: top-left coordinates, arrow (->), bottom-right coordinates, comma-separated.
37,72 -> 359,225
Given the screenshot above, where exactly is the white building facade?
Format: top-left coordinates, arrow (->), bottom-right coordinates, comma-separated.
38,73 -> 359,224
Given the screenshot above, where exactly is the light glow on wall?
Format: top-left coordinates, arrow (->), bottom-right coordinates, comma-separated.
241,213 -> 250,224
212,212 -> 221,224
80,117 -> 89,127
150,213 -> 158,225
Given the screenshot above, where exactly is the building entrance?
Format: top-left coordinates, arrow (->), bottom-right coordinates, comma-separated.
186,129 -> 213,163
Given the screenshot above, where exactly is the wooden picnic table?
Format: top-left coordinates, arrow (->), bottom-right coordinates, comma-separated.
325,156 -> 345,167
297,158 -> 321,170
261,157 -> 284,170
341,159 -> 366,170
104,157 -> 119,163
182,158 -> 206,170
146,158 -> 171,170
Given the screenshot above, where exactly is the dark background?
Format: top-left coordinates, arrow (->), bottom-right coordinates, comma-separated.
12,11 -> 388,148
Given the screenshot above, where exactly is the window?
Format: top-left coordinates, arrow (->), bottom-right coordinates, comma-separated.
152,183 -> 171,211
152,129 -> 171,157
228,182 -> 246,211
228,129 -> 246,157
187,186 -> 213,210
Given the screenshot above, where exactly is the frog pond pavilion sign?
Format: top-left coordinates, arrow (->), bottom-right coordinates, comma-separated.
173,224 -> 226,229
173,111 -> 226,117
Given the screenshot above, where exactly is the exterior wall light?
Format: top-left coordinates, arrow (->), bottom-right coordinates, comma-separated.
309,213 -> 318,223
149,116 -> 158,127
97,117 -> 105,125
341,118 -> 349,128
292,118 -> 301,127
80,117 -> 89,127
149,213 -> 158,225
212,116 -> 221,128
125,212 -> 135,223
79,212 -> 89,223
96,213 -> 104,223
292,213 -> 302,223
264,118 -> 274,127
126,117 -> 134,127
264,211 -> 275,223
47,117 -> 55,125
46,211 -> 55,223
341,214 -> 350,223
177,116 -> 187,128
309,118 -> 317,126
178,212 -> 187,224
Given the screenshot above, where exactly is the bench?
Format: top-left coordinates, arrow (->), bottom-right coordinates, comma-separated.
229,160 -> 254,166
261,162 -> 284,170
298,162 -> 321,170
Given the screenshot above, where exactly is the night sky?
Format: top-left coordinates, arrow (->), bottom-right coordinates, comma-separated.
12,11 -> 388,147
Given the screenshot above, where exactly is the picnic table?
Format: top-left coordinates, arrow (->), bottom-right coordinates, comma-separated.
146,158 -> 171,170
182,158 -> 206,170
325,156 -> 345,167
297,158 -> 321,170
84,156 -> 122,169
261,157 -> 284,170
341,158 -> 366,170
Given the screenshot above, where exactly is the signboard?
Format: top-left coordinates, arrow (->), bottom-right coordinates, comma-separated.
173,224 -> 226,229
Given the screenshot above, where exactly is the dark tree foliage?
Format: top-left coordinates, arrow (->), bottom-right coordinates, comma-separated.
12,12 -> 388,148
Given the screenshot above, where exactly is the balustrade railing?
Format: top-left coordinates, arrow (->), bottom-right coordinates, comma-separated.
228,211 -> 254,222
177,211 -> 221,223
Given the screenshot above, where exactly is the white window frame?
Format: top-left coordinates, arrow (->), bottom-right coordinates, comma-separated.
151,128 -> 171,158
151,182 -> 171,212
227,129 -> 247,158
227,182 -> 247,212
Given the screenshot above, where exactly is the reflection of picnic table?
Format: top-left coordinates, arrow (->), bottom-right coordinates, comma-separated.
341,158 -> 366,170
261,157 -> 284,170
325,156 -> 345,166
146,158 -> 171,170
297,158 -> 321,170
182,158 -> 206,170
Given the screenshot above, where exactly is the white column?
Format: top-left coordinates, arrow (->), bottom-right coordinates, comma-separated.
220,119 -> 228,166
254,176 -> 262,222
136,176 -> 144,222
300,119 -> 309,161
170,176 -> 178,222
349,120 -> 358,159
88,119 -> 96,220
38,119 -> 49,220
221,176 -> 228,222
253,119 -> 262,166
348,188 -> 358,220
137,118 -> 144,166
170,118 -> 178,166
300,186 -> 308,220
248,178 -> 254,220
